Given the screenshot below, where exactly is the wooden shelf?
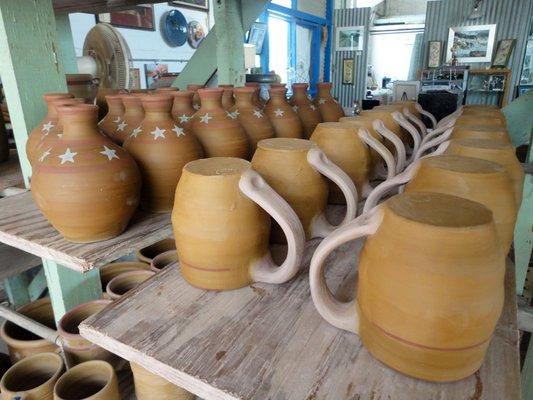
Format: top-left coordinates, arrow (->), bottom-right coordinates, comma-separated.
0,191 -> 172,272
0,149 -> 24,193
79,207 -> 520,400
0,243 -> 41,280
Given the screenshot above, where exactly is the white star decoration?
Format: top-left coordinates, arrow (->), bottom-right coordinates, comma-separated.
226,111 -> 238,120
274,109 -> 284,117
113,116 -> 121,123
58,148 -> 77,164
292,105 -> 299,112
172,125 -> 185,137
131,127 -> 142,138
253,110 -> 263,118
117,121 -> 127,131
151,127 -> 166,140
100,145 -> 119,161
199,113 -> 212,124
310,104 -> 317,110
193,104 -> 201,110
179,114 -> 191,124
42,121 -> 54,133
38,148 -> 52,162
318,98 -> 326,105
232,110 -> 240,118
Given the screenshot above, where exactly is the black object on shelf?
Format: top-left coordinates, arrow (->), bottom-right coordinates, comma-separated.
362,99 -> 380,110
418,91 -> 458,123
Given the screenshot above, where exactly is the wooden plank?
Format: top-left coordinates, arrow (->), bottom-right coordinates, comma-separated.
0,243 -> 41,280
80,207 -> 521,400
0,149 -> 24,192
0,191 -> 172,272
3,274 -> 30,308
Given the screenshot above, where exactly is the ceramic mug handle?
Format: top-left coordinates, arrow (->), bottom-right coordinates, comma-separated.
306,148 -> 358,238
309,208 -> 383,333
372,120 -> 407,173
239,169 -> 305,284
403,108 -> 427,139
414,128 -> 454,161
392,111 -> 421,161
357,127 -> 396,185
421,122 -> 454,146
415,103 -> 437,129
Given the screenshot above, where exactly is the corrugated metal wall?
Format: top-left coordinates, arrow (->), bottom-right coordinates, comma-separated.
421,0 -> 533,104
332,7 -> 371,107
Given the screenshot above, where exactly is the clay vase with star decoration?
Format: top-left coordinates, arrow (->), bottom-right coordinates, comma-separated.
124,94 -> 203,212
245,82 -> 264,108
26,92 -> 73,166
289,83 -> 322,138
190,88 -> 249,159
315,82 -> 345,122
219,84 -> 236,110
31,104 -> 141,243
229,87 -> 275,152
120,94 -> 145,141
264,87 -> 303,139
171,90 -> 196,131
187,84 -> 204,110
98,94 -> 126,144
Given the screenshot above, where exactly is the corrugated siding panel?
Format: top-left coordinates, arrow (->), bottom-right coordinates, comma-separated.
332,7 -> 371,107
421,0 -> 533,104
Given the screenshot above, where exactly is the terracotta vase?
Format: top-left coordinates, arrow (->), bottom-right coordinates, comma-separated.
251,138 -> 358,241
0,298 -> 58,363
310,123 -> 395,201
26,93 -> 73,166
172,157 -> 305,290
219,84 -> 235,110
365,155 -> 517,254
98,94 -> 126,144
100,261 -> 152,291
189,88 -> 249,158
245,82 -> 264,108
135,238 -> 176,264
454,114 -> 506,128
187,84 -> 203,111
289,83 -> 323,139
58,300 -> 119,367
0,352 -> 64,400
151,250 -> 178,272
120,94 -> 145,142
106,270 -> 155,300
314,82 -> 345,122
229,87 -> 275,151
130,363 -> 194,400
310,191 -> 505,382
124,94 -> 203,212
31,104 -> 141,243
264,87 -> 303,138
444,138 -> 524,206
155,87 -> 178,93
53,360 -> 120,400
171,91 -> 196,130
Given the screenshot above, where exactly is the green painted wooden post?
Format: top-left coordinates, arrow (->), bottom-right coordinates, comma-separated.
55,13 -> 78,74
4,275 -> 30,308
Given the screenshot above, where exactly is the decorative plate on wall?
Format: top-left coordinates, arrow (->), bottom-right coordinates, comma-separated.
161,9 -> 188,47
187,20 -> 206,49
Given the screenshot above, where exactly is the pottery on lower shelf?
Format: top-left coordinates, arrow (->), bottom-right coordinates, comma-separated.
100,261 -> 152,292
98,94 -> 127,144
0,352 -> 64,400
186,84 -> 203,111
123,94 -> 203,213
264,86 -> 303,139
31,104 -> 141,243
310,191 -> 505,382
189,88 -> 249,158
130,362 -> 194,400
53,360 -> 120,400
120,94 -> 145,142
135,238 -> 176,264
172,157 -> 305,290
0,298 -> 58,363
106,270 -> 156,300
289,83 -> 322,138
171,90 -> 196,131
151,250 -> 178,272
314,82 -> 345,122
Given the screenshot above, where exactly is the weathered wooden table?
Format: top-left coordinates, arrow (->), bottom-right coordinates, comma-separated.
80,231 -> 520,399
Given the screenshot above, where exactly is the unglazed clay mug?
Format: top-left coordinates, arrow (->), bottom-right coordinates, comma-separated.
251,138 -> 358,241
0,352 -> 64,400
135,238 -> 176,264
310,192 -> 505,382
130,363 -> 194,400
106,270 -> 156,300
172,157 -> 305,290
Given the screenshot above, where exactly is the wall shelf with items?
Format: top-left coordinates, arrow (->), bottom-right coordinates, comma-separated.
466,68 -> 511,108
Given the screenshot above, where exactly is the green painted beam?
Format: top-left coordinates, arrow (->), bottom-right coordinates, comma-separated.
28,267 -> 48,302
55,13 -> 78,74
4,274 -> 30,309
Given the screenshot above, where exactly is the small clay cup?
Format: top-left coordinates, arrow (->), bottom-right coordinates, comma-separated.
100,261 -> 152,291
130,362 -> 194,400
151,250 -> 178,272
135,238 -> 176,264
106,270 -> 156,300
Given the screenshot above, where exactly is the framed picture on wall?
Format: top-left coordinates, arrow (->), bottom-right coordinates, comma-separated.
392,80 -> 420,102
342,58 -> 356,85
130,68 -> 141,90
247,23 -> 268,55
492,39 -> 517,68
97,5 -> 155,31
336,26 -> 365,52
427,41 -> 443,68
144,63 -> 169,88
446,24 -> 496,63
168,0 -> 208,11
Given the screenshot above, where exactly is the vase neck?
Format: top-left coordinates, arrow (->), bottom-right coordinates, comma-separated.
59,105 -> 101,140
106,96 -> 125,115
198,89 -> 224,110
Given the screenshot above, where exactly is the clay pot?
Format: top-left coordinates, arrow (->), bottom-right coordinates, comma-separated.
219,84 -> 235,110
187,84 -> 203,110
130,363 -> 194,400
229,87 -> 275,151
151,250 -> 178,272
309,123 -> 395,201
136,238 -> 176,264
171,91 -> 196,130
26,93 -> 73,165
155,87 -> 178,93
53,360 -> 120,400
251,138 -> 357,241
100,261 -> 152,291
120,94 -> 145,142
450,125 -> 511,143
391,100 -> 421,118
98,94 -> 126,144
245,82 -> 264,108
190,88 -> 249,158
314,82 -> 345,122
123,94 -> 203,212
57,300 -> 119,367
359,110 -> 408,143
454,114 -> 506,128
172,157 -> 305,290
444,138 -> 524,206
0,298 -> 58,363
310,191 -> 505,382
31,104 -> 141,243
289,83 -> 323,139
0,352 -> 64,400
106,270 -> 155,300
264,87 -> 303,139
